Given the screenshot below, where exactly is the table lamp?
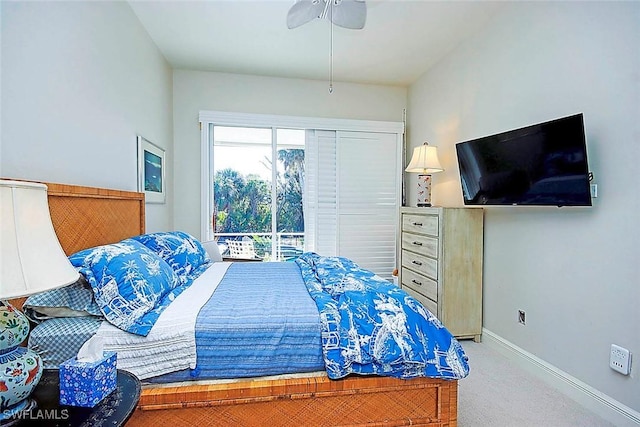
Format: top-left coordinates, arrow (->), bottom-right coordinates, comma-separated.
0,180 -> 80,421
405,143 -> 444,207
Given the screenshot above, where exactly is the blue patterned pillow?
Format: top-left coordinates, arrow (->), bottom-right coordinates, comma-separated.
69,239 -> 183,336
23,275 -> 102,322
131,231 -> 211,284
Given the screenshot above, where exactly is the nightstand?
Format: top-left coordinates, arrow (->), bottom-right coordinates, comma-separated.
10,369 -> 140,426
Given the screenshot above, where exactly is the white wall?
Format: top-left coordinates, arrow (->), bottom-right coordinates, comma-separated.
1,1 -> 173,232
173,70 -> 407,237
408,1 -> 639,414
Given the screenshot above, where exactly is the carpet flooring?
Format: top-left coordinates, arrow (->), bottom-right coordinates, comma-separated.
458,341 -> 614,427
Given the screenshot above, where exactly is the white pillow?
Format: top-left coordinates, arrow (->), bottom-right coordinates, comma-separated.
201,240 -> 223,262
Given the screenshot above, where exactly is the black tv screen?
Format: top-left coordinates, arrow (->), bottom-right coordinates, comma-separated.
455,113 -> 592,206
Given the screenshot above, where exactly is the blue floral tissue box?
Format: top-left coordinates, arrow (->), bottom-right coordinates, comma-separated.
59,351 -> 117,407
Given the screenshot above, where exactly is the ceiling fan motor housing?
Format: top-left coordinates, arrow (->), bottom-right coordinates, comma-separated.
287,0 -> 367,30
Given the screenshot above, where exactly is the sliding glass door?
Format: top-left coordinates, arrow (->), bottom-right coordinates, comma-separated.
200,111 -> 403,275
274,129 -> 306,260
211,125 -> 305,261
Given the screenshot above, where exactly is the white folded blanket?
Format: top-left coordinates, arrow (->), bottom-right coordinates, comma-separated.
93,262 -> 230,379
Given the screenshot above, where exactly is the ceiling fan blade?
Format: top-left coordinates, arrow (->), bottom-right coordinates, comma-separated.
287,0 -> 325,29
330,0 -> 366,30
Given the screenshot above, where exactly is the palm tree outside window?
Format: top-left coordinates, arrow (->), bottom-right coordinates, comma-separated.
212,126 -> 305,261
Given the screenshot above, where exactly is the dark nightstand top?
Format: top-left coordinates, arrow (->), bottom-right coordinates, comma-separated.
11,369 -> 140,427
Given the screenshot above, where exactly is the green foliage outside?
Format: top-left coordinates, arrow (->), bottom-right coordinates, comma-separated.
213,149 -> 305,253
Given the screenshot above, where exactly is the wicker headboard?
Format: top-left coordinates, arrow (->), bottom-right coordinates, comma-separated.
43,181 -> 145,255
6,180 -> 145,310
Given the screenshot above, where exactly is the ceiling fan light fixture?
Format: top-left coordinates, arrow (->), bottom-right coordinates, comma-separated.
287,0 -> 367,30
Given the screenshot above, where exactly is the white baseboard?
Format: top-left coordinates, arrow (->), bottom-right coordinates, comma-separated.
482,328 -> 640,426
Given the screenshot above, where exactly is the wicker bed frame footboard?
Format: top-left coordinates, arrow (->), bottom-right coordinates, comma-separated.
10,180 -> 460,427
129,375 -> 458,427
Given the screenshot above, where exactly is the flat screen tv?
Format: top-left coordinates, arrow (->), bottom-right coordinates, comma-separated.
455,113 -> 592,207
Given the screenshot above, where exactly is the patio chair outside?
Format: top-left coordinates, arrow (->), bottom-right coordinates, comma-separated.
227,238 -> 260,260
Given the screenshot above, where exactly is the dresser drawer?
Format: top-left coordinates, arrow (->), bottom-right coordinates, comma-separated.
404,285 -> 438,316
401,267 -> 438,301
402,214 -> 439,236
401,249 -> 438,280
401,233 -> 438,258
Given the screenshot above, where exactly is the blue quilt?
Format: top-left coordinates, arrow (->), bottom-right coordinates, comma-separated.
295,253 -> 469,380
148,261 -> 325,383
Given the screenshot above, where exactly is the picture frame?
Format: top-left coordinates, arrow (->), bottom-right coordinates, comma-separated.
137,136 -> 166,204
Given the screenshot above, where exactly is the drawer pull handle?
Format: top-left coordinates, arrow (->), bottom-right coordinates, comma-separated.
412,279 -> 422,286
412,241 -> 423,246
412,222 -> 423,226
412,260 -> 423,266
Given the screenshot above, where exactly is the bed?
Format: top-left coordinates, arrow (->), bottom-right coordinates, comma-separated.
12,180 -> 465,426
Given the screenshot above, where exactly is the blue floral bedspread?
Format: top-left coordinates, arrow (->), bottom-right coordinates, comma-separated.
295,253 -> 470,380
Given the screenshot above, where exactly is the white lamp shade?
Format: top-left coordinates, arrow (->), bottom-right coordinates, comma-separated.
1,180 -> 79,299
405,144 -> 444,174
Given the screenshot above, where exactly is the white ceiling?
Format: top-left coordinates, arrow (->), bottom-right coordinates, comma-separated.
128,1 -> 505,87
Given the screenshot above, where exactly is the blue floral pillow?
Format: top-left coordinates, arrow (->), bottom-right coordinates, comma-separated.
131,231 -> 211,284
69,239 -> 183,336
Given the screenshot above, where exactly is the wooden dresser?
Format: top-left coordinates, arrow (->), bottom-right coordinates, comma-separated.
398,207 -> 483,342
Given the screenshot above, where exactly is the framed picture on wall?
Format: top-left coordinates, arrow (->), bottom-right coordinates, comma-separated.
137,136 -> 165,204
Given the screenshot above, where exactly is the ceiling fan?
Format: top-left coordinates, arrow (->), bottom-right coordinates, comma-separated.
287,0 -> 367,30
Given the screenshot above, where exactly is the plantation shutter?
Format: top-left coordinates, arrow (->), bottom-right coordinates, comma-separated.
305,130 -> 399,279
304,130 -> 338,255
336,131 -> 399,278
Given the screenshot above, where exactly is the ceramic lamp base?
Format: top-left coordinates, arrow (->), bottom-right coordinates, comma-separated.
417,174 -> 432,207
0,303 -> 43,423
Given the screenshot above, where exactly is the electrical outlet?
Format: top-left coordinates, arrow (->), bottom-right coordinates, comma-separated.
610,344 -> 631,375
518,310 -> 526,325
